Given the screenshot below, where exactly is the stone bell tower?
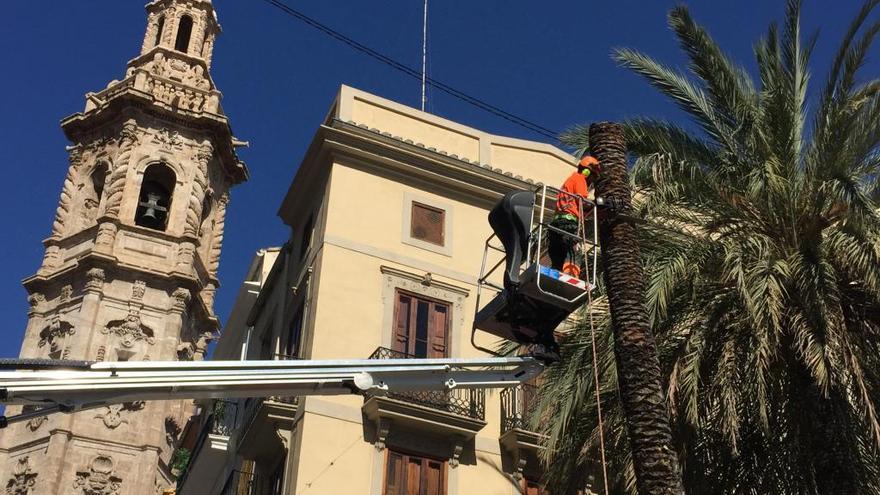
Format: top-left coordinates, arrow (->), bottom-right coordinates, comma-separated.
0,1 -> 248,493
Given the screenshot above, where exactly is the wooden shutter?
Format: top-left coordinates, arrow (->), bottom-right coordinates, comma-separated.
428,303 -> 449,358
385,452 -> 404,495
406,457 -> 422,494
423,459 -> 445,495
393,293 -> 412,354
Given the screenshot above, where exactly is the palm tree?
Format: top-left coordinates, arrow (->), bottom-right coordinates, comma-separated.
589,122 -> 683,494
538,1 -> 880,493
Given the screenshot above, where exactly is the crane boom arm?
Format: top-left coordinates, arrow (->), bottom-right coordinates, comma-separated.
0,357 -> 543,428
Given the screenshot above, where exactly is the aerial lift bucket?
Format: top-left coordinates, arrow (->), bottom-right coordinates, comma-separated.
472,186 -> 598,353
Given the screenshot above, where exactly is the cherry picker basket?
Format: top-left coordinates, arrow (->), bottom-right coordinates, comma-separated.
472,184 -> 598,350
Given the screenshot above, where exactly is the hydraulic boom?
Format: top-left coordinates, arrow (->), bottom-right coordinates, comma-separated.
0,356 -> 543,428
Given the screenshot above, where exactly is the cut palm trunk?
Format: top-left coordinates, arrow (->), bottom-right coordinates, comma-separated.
590,122 -> 683,495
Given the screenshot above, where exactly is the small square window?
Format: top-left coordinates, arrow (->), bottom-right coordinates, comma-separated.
410,202 -> 445,246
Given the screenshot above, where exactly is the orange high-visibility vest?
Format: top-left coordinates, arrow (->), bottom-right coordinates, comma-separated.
556,171 -> 590,218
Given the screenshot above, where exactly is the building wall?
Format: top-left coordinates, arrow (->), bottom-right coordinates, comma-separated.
196,85 -> 578,495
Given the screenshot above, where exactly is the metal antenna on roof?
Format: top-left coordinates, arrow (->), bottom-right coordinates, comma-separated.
421,0 -> 428,111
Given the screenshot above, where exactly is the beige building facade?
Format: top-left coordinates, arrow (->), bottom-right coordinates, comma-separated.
179,86 -> 588,494
0,1 -> 247,493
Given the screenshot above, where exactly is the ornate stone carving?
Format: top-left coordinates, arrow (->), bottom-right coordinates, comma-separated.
26,415 -> 48,432
59,285 -> 73,303
131,281 -> 147,302
102,314 -> 155,348
201,284 -> 216,313
51,150 -> 82,239
102,120 -> 140,219
171,288 -> 191,313
85,268 -> 106,293
27,293 -> 45,315
95,402 -> 145,429
185,144 -> 212,237
6,456 -> 37,495
74,455 -> 122,495
209,193 -> 229,274
38,317 -> 75,359
175,242 -> 196,273
176,342 -> 194,361
152,128 -> 184,151
183,65 -> 210,90
203,33 -> 216,68
39,245 -> 62,273
94,222 -> 117,250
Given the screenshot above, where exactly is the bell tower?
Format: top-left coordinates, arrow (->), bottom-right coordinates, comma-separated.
0,1 -> 248,493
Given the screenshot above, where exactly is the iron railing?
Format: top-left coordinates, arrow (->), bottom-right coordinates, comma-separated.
366,347 -> 485,420
176,400 -> 239,491
220,470 -> 260,495
500,383 -> 540,433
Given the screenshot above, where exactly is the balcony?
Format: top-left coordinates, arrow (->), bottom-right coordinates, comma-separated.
499,384 -> 545,479
177,400 -> 239,495
236,353 -> 300,461
362,347 -> 487,465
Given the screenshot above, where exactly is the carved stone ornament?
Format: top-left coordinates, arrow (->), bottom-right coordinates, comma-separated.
131,281 -> 147,302
153,128 -> 184,151
59,285 -> 73,303
171,288 -> 191,313
38,317 -> 75,358
26,416 -> 48,432
95,402 -> 145,429
94,222 -> 118,249
26,293 -> 45,314
74,455 -> 122,495
176,343 -> 194,361
85,268 -> 106,293
101,314 -> 155,348
6,456 -> 37,495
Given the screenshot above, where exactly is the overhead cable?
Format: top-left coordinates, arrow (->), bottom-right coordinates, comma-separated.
260,0 -> 560,141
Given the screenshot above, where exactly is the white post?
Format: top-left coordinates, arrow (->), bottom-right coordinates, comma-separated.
421,0 -> 428,111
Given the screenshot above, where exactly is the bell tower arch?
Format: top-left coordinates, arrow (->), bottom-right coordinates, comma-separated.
0,1 -> 248,493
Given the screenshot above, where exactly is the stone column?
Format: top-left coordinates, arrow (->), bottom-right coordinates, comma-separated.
71,268 -> 106,360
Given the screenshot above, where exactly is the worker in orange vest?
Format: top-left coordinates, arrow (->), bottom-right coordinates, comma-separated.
548,154 -> 600,275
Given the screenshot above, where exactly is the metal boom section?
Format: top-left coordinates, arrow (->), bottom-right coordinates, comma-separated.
0,357 -> 543,428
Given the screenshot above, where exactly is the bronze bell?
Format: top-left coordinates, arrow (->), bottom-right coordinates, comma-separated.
138,192 -> 168,227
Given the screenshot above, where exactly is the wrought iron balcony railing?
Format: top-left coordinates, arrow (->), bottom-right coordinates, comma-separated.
220,470 -> 260,495
366,347 -> 485,420
500,383 -> 540,433
176,400 -> 239,491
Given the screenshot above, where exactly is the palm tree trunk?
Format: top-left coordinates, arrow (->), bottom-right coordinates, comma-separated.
590,122 -> 684,495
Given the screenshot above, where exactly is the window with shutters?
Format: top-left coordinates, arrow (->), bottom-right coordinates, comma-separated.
392,290 -> 449,359
410,202 -> 445,246
384,450 -> 446,495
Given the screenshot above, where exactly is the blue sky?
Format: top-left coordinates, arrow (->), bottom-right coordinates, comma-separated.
0,1 -> 876,358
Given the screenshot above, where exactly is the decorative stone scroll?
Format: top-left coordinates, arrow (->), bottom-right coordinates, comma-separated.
73,455 -> 122,495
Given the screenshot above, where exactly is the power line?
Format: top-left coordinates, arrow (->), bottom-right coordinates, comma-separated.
260,0 -> 561,141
